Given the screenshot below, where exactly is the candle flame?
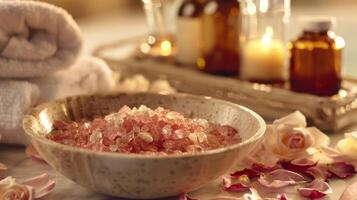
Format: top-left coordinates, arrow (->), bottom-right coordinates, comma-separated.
262,26 -> 274,45
160,40 -> 172,56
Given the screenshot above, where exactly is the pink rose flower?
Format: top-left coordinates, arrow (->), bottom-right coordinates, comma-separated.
248,111 -> 330,166
0,173 -> 55,200
0,177 -> 34,200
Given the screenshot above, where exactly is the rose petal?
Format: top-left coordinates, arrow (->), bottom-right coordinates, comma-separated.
306,127 -> 330,147
327,162 -> 356,179
297,179 -> 332,199
22,173 -> 55,198
231,168 -> 260,179
210,197 -> 242,200
222,176 -> 249,192
246,140 -> 280,168
276,193 -> 289,200
179,193 -> 198,200
336,136 -> 357,160
344,131 -> 357,140
25,145 -> 45,162
273,111 -> 307,127
319,146 -> 355,164
339,180 -> 357,200
0,162 -> 7,171
258,169 -> 306,188
250,163 -> 275,173
242,188 -> 263,200
304,166 -> 331,180
280,158 -> 317,173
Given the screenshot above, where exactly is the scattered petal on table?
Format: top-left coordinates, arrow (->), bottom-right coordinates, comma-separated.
276,193 -> 289,200
231,168 -> 260,179
25,145 -> 45,162
222,176 -> 250,192
327,162 -> 356,179
305,166 -> 331,180
210,196 -> 242,200
258,169 -> 306,188
280,158 -> 317,173
297,179 -> 332,199
0,176 -> 34,200
179,193 -> 198,200
22,173 -> 55,199
242,188 -> 263,200
321,146 -> 356,163
339,180 -> 357,200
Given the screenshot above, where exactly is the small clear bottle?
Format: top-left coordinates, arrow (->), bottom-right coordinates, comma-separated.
197,0 -> 241,76
289,17 -> 345,96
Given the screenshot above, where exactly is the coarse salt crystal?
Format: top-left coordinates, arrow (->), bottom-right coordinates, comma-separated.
48,105 -> 240,155
137,132 -> 154,143
89,130 -> 103,143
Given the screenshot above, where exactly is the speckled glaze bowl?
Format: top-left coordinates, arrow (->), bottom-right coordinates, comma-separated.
23,93 -> 265,199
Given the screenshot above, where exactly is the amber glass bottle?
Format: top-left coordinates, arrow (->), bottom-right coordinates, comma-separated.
289,18 -> 344,96
197,0 -> 241,76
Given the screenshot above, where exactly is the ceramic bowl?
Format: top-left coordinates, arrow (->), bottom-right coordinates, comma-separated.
23,93 -> 265,199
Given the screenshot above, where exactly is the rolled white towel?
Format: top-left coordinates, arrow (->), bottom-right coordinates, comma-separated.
32,57 -> 115,103
0,0 -> 82,78
0,80 -> 39,145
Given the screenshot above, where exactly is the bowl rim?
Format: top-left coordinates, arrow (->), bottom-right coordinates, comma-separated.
23,92 -> 266,160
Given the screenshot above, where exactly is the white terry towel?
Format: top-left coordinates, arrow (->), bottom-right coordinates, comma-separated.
0,0 -> 82,78
0,80 -> 39,145
32,56 -> 115,103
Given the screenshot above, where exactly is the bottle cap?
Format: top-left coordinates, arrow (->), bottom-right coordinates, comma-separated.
300,16 -> 336,31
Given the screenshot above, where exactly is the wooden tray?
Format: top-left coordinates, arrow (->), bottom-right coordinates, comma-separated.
94,37 -> 357,132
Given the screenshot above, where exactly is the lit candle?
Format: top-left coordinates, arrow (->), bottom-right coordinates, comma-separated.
241,27 -> 286,83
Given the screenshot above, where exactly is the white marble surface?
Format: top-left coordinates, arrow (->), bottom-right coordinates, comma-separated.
1,2 -> 357,200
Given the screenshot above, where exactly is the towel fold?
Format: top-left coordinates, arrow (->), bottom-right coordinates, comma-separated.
32,56 -> 115,103
0,0 -> 82,78
0,80 -> 39,144
0,57 -> 115,145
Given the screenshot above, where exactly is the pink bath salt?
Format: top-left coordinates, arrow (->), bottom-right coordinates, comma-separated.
47,105 -> 241,154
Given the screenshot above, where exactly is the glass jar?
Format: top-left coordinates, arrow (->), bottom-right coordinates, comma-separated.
197,0 -> 241,76
240,0 -> 290,84
141,0 -> 181,57
289,17 -> 345,96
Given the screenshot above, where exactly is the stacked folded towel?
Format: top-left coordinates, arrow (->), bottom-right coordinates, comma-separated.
0,1 -> 115,145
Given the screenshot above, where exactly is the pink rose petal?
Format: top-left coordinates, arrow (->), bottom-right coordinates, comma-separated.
22,173 -> 55,199
327,162 -> 356,179
210,197 -> 241,200
179,193 -> 198,200
339,180 -> 357,200
280,158 -> 317,173
273,111 -> 307,127
25,145 -> 45,162
222,177 -> 249,192
297,179 -> 332,199
230,168 -> 260,179
258,169 -> 306,188
320,146 -> 355,163
0,162 -> 7,172
304,166 -> 331,180
276,193 -> 289,200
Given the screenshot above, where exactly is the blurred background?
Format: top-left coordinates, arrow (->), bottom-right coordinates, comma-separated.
37,0 -> 356,76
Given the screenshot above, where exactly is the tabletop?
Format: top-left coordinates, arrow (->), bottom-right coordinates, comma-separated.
1,2 -> 357,200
